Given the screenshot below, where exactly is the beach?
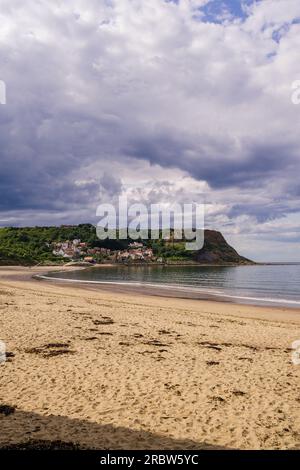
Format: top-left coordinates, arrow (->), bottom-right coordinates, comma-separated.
0,266 -> 300,450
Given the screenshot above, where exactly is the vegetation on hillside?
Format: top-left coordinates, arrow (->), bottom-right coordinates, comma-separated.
0,225 -> 96,265
0,225 -> 252,266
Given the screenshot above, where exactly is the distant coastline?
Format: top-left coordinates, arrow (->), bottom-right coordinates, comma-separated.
0,225 -> 253,267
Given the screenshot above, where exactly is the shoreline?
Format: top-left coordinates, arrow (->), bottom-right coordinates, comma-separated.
36,265 -> 300,311
1,265 -> 300,320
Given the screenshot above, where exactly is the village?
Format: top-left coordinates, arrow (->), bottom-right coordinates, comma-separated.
51,239 -> 159,264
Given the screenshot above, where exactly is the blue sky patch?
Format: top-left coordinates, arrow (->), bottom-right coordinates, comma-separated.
198,0 -> 257,24
272,17 -> 300,43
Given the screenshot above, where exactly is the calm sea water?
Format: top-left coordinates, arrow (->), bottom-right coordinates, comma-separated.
45,264 -> 300,308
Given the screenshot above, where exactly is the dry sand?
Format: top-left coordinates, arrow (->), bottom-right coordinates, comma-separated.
0,266 -> 300,450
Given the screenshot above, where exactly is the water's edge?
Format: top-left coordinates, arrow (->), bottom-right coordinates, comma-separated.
36,264 -> 300,309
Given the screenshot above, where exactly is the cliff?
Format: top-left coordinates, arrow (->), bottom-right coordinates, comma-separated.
194,230 -> 253,265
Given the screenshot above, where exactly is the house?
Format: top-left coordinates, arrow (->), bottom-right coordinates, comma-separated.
52,248 -> 65,257
100,248 -> 111,255
129,242 -> 144,249
63,249 -> 74,259
143,249 -> 153,258
117,251 -> 131,261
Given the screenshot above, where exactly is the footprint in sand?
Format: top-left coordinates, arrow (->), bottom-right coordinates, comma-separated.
0,405 -> 16,416
25,343 -> 75,358
93,318 -> 114,326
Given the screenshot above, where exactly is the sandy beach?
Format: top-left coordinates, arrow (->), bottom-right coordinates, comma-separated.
0,266 -> 300,450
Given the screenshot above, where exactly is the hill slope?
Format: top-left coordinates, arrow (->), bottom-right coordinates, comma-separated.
194,230 -> 253,265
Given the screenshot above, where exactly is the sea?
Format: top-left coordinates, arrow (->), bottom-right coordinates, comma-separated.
44,263 -> 300,309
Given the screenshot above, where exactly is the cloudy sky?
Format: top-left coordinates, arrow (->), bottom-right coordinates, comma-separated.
0,0 -> 300,261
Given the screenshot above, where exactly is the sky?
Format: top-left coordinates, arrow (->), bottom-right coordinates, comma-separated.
0,0 -> 300,262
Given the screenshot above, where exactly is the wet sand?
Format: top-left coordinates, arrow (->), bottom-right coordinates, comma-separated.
0,266 -> 300,449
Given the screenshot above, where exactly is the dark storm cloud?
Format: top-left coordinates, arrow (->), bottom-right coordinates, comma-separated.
0,0 -> 299,257
124,133 -> 298,191
228,203 -> 295,223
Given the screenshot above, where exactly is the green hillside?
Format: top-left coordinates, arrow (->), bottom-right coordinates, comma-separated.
0,225 -> 253,266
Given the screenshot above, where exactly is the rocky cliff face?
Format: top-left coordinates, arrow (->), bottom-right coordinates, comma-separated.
194,230 -> 253,265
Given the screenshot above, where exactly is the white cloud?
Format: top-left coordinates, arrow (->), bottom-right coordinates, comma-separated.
0,0 -> 299,260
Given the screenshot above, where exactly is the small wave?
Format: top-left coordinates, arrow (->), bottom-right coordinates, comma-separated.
37,274 -> 300,307
37,276 -> 216,292
206,292 -> 300,306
